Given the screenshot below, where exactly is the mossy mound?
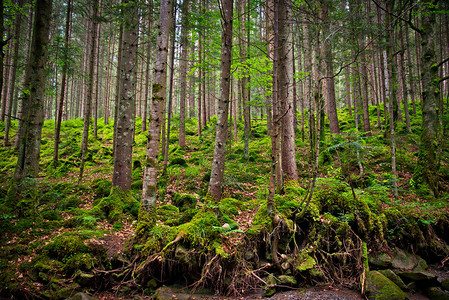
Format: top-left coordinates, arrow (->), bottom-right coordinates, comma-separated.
366,271 -> 408,300
91,186 -> 140,223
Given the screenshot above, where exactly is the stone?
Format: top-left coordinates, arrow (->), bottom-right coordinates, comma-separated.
379,269 -> 407,290
425,287 -> 449,300
391,248 -> 427,271
395,270 -> 437,282
278,275 -> 297,286
366,271 -> 409,300
369,252 -> 393,269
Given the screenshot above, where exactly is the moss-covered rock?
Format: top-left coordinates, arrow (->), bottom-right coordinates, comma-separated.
366,270 -> 408,300
379,269 -> 407,290
425,287 -> 449,300
91,186 -> 140,223
173,193 -> 197,212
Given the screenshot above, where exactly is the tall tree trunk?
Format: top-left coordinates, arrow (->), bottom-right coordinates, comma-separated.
279,0 -> 298,181
208,0 -> 233,201
14,4 -> 33,150
141,0 -> 172,212
4,0 -> 23,146
399,23 -> 411,132
321,0 -> 340,134
238,0 -> 251,159
12,0 -> 53,185
413,1 -> 440,198
78,0 -> 99,184
112,0 -> 138,191
53,0 -> 72,167
163,7 -> 177,172
178,0 -> 189,148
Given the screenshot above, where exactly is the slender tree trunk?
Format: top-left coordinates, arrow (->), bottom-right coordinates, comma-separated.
78,0 -> 98,184
14,4 -> 33,150
4,0 -> 23,145
178,0 -> 189,147
163,8 -> 177,172
399,24 -> 411,132
279,0 -> 297,181
321,0 -> 340,134
12,0 -> 53,184
141,0 -> 172,212
413,1 -> 440,198
112,0 -> 138,191
405,24 -> 416,115
208,0 -> 233,201
53,0 -> 72,167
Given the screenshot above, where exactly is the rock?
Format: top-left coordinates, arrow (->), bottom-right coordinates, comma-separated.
391,248 -> 427,271
369,252 -> 393,269
66,292 -> 95,300
406,281 -> 418,293
425,287 -> 449,300
379,269 -> 407,290
442,278 -> 449,291
294,253 -> 316,272
278,275 -> 297,286
395,270 -> 437,282
264,274 -> 277,297
366,270 -> 409,300
222,223 -> 231,231
74,272 -> 95,287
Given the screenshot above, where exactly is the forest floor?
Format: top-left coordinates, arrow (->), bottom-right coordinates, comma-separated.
1,104 -> 449,299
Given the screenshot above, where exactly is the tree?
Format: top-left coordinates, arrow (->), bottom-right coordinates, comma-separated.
178,0 -> 189,148
4,0 -> 23,146
208,0 -> 234,200
53,0 -> 72,167
78,0 -> 99,184
279,0 -> 297,181
413,0 -> 440,197
141,0 -> 172,212
9,0 -> 53,197
112,0 -> 139,191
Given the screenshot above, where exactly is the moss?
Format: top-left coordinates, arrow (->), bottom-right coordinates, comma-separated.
92,179 -> 112,198
44,234 -> 88,261
173,193 -> 197,212
64,253 -> 95,274
170,157 -> 187,166
246,201 -> 272,236
91,186 -> 139,223
294,251 -> 316,272
366,270 -> 408,300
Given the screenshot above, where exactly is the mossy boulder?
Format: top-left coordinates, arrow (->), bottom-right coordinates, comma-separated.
44,234 -> 88,261
294,252 -> 316,273
366,270 -> 408,300
391,248 -> 428,271
369,252 -> 393,269
425,287 -> 449,300
91,186 -> 140,222
379,269 -> 407,290
394,270 -> 437,283
173,193 -> 197,212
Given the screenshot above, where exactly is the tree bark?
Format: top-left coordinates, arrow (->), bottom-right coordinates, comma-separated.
78,0 -> 98,184
142,0 -> 172,211
53,0 -> 72,167
112,0 -> 139,191
4,0 -> 23,146
13,0 -> 53,182
178,0 -> 189,148
208,0 -> 233,201
279,0 -> 298,181
413,0 -> 440,198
